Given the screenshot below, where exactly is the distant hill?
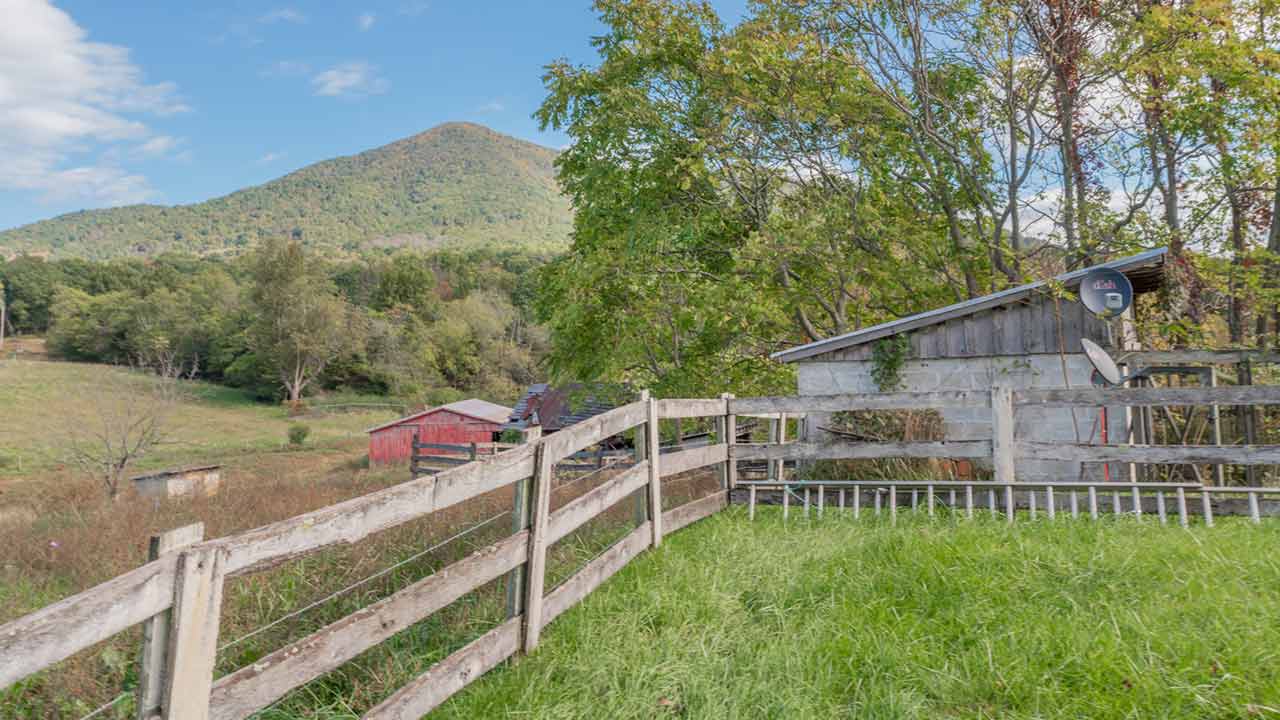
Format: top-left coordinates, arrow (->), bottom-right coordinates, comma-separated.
0,122 -> 572,259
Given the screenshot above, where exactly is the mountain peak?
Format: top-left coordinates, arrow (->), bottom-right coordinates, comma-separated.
0,123 -> 570,260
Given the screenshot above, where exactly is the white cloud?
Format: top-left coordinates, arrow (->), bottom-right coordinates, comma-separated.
312,61 -> 389,98
0,0 -> 187,207
358,12 -> 376,31
476,100 -> 505,113
259,8 -> 307,24
261,60 -> 310,78
137,135 -> 181,157
257,151 -> 286,164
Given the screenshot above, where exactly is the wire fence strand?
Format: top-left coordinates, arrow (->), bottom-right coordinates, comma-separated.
217,510 -> 508,654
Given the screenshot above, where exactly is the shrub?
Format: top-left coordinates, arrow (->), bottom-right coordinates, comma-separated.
288,423 -> 311,447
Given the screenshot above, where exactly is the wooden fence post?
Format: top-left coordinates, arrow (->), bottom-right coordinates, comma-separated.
505,427 -> 540,621
772,413 -> 788,482
161,543 -> 228,720
410,429 -> 419,479
469,442 -> 478,462
135,523 -> 203,720
721,392 -> 736,491
991,386 -> 1016,523
646,392 -> 663,547
521,441 -> 554,653
634,390 -> 651,525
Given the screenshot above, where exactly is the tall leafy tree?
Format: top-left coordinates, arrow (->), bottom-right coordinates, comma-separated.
247,238 -> 358,406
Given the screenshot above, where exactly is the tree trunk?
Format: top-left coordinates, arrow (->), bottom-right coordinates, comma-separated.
1261,174 -> 1280,347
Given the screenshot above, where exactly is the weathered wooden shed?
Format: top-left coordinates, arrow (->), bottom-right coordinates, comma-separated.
131,465 -> 222,499
367,398 -> 512,466
504,383 -> 622,433
772,248 -> 1167,481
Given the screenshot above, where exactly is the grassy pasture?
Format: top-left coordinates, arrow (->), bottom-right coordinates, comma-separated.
0,355 -> 400,478
436,508 -> 1280,720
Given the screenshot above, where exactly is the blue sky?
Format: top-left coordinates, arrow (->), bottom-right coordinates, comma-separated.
0,0 -> 746,231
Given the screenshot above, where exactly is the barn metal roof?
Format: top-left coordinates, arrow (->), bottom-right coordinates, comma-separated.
366,398 -> 514,434
772,247 -> 1168,363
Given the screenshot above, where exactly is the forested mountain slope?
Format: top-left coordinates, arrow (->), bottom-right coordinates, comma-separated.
0,122 -> 571,259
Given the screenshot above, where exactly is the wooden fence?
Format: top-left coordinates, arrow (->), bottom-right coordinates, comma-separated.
737,385 -> 1280,525
0,391 -> 734,720
3,384 -> 1278,718
408,438 -> 517,475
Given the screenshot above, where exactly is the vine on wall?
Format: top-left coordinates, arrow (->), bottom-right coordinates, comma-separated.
870,334 -> 910,392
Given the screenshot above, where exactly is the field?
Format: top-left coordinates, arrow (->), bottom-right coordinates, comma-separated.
434,507 -> 1280,720
0,350 -> 402,479
0,351 -> 416,714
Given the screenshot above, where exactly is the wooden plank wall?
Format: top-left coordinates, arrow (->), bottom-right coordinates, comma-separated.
817,294 -> 1114,362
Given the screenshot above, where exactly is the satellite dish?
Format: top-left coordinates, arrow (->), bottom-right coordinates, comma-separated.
1079,268 -> 1133,318
1081,338 -> 1122,385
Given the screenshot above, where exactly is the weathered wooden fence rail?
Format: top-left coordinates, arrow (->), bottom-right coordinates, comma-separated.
4,384 -> 1279,718
0,393 -> 735,719
732,385 -> 1280,528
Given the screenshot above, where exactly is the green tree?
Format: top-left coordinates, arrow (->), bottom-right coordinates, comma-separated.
247,238 -> 359,406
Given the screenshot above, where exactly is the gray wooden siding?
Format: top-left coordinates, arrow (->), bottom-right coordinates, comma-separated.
814,294 -> 1114,362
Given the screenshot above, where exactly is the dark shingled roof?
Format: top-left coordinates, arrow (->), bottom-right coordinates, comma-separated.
773,247 -> 1167,363
505,383 -> 624,432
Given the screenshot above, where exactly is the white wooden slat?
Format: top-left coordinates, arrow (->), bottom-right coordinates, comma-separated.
541,522 -> 651,628
361,618 -> 522,720
541,401 -> 648,464
1018,441 -> 1280,465
730,391 -> 989,414
663,491 -> 728,535
0,555 -> 179,688
545,462 -> 649,546
213,443 -> 536,576
1016,385 -> 1280,408
209,531 -> 528,720
660,444 -> 728,477
656,398 -> 728,419
731,440 -> 992,461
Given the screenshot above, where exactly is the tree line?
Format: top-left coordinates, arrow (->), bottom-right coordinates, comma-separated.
533,0 -> 1280,397
0,242 -> 550,406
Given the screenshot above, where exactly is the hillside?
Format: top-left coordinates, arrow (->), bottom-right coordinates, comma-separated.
0,123 -> 572,260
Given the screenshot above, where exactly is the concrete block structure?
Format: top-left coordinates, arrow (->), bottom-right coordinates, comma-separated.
773,249 -> 1167,482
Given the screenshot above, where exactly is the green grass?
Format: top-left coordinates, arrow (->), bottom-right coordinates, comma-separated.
0,357 -> 399,476
431,508 -> 1280,719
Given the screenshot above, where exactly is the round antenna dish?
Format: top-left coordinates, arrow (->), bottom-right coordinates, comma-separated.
1081,338 -> 1122,385
1079,268 -> 1133,318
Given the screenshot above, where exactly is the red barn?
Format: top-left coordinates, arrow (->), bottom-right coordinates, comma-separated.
367,399 -> 513,466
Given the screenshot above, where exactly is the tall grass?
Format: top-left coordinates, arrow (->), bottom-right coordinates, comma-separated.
437,508 -> 1280,719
